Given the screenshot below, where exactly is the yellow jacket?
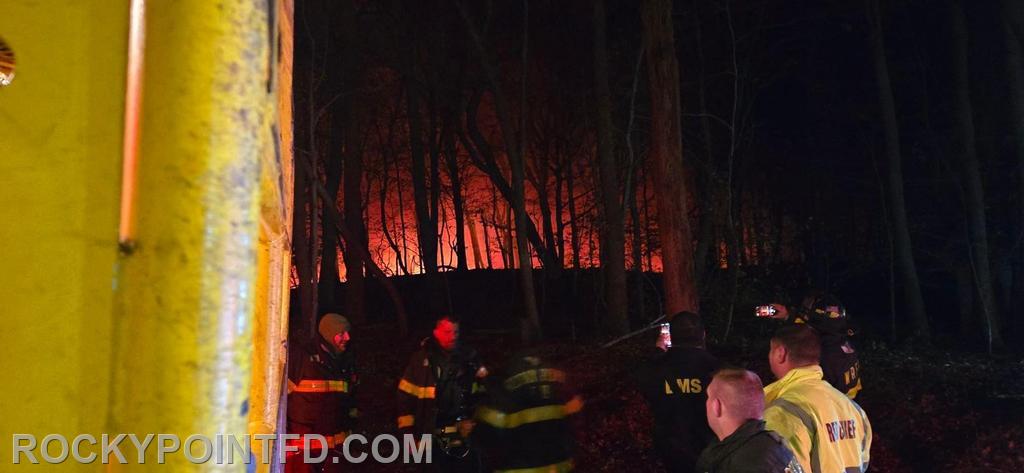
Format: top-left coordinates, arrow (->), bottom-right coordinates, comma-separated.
764,365 -> 871,473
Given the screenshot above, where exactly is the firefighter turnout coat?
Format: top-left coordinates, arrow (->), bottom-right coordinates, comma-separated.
474,354 -> 582,473
287,341 -> 358,441
763,365 -> 871,473
396,337 -> 486,435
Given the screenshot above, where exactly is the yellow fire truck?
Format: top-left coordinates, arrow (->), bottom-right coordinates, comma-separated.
2,1 -> 295,471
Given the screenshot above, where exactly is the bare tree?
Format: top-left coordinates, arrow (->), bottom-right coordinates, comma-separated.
1002,0 -> 1024,328
949,0 -> 1003,352
458,0 -> 542,341
642,0 -> 699,315
868,0 -> 930,340
593,0 -> 629,334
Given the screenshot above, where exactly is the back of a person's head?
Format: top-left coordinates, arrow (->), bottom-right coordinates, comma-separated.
772,324 -> 821,366
669,311 -> 704,346
713,368 -> 765,420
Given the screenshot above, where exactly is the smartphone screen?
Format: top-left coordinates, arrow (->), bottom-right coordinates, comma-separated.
660,323 -> 672,348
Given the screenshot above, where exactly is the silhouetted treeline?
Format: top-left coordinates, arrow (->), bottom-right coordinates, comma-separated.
290,0 -> 1024,353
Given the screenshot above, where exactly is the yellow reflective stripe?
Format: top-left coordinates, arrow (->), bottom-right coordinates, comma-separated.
397,414 -> 415,429
496,459 -> 574,473
847,378 -> 862,399
472,382 -> 486,394
478,396 -> 584,429
504,368 -> 567,391
398,379 -> 436,399
292,379 -> 349,393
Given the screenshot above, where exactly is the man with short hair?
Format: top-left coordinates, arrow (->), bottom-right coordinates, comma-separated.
397,314 -> 487,472
696,369 -> 802,473
636,312 -> 721,472
768,292 -> 861,398
763,325 -> 872,473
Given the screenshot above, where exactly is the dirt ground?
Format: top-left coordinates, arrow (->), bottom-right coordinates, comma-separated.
327,324 -> 1024,472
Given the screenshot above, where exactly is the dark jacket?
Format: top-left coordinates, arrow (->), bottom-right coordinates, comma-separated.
397,337 -> 485,435
819,334 -> 861,398
287,341 -> 358,435
792,310 -> 861,398
695,419 -> 803,473
636,346 -> 722,473
474,353 -> 580,472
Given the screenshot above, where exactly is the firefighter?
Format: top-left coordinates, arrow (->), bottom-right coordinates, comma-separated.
473,352 -> 582,472
636,312 -> 722,473
397,314 -> 488,472
697,369 -> 803,473
763,325 -> 872,473
286,313 -> 358,473
768,292 -> 861,398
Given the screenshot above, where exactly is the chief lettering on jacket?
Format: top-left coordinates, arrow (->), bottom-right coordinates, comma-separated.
824,419 -> 857,442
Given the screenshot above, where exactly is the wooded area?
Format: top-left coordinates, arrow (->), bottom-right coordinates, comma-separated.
289,0 -> 1024,354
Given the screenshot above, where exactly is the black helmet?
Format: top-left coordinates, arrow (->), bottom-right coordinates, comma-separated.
801,292 -> 849,336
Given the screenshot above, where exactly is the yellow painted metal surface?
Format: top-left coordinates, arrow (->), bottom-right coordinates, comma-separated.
108,0 -> 272,470
248,1 -> 294,470
0,1 -> 129,470
1,0 -> 288,469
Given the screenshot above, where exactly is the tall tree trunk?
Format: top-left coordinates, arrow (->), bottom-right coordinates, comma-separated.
950,0 -> 1003,352
483,210 -> 494,268
536,173 -> 558,270
394,139 -> 411,274
625,43 -> 646,322
336,0 -> 365,324
342,129 -> 365,324
593,0 -> 629,335
643,175 -> 654,271
506,204 -> 517,270
869,0 -> 930,339
642,0 -> 699,316
406,83 -> 438,274
316,0 -> 347,313
294,0 -> 321,340
1002,0 -> 1024,341
319,114 -> 342,311
630,175 -> 646,321
445,129 -> 469,271
428,96 -> 443,270
956,260 -> 975,337
567,161 -> 581,269
458,0 -> 542,341
554,161 -> 566,265
380,158 -> 409,276
467,214 -> 484,269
